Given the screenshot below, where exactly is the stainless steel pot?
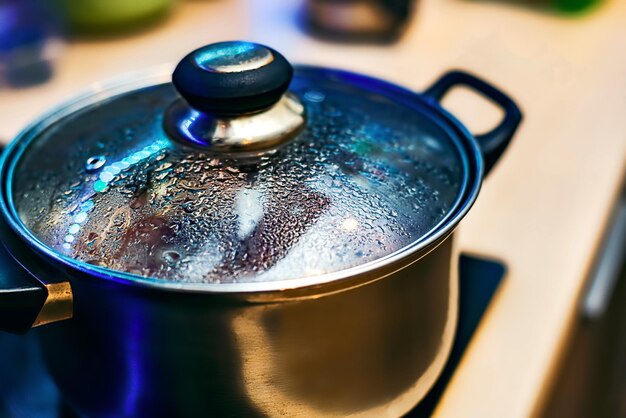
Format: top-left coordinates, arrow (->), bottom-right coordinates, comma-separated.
0,41 -> 521,417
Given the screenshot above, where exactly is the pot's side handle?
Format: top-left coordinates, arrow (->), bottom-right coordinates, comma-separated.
0,234 -> 74,334
423,70 -> 523,176
0,240 -> 49,333
0,146 -> 73,334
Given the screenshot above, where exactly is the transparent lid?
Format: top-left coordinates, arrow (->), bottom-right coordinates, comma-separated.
10,43 -> 467,284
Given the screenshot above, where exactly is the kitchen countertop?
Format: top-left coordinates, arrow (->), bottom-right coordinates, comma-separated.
1,0 -> 625,417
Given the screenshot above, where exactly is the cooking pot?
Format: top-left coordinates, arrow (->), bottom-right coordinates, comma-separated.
0,41 -> 521,417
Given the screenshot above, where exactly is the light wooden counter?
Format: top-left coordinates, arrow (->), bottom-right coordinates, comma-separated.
1,1 -> 625,417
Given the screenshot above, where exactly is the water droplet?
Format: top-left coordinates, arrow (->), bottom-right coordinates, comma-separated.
85,156 -> 106,172
162,250 -> 181,266
304,89 -> 325,103
155,162 -> 173,172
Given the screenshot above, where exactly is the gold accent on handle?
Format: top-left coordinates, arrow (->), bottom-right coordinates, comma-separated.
33,282 -> 73,327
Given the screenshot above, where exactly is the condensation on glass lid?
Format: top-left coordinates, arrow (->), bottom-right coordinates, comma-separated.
12,72 -> 464,284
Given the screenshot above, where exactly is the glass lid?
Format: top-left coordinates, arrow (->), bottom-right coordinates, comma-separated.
9,41 -> 467,284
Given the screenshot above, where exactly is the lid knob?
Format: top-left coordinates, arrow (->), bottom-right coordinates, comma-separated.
172,41 -> 293,115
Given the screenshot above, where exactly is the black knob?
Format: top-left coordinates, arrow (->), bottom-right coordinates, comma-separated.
172,41 -> 293,115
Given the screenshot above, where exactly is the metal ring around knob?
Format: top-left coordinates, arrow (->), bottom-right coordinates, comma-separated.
165,41 -> 306,154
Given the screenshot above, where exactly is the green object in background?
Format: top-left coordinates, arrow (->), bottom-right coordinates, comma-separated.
58,0 -> 175,34
473,0 -> 603,15
552,0 -> 600,13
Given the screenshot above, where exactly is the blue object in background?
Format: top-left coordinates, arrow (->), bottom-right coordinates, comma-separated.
0,0 -> 63,88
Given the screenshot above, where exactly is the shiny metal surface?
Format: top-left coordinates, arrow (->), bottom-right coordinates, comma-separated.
7,67 -> 477,288
163,93 -> 305,153
38,236 -> 457,418
192,42 -> 274,73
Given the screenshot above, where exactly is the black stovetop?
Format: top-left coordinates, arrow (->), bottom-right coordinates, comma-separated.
0,254 -> 505,418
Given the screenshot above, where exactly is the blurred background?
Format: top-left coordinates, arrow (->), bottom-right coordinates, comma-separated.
0,0 -> 625,417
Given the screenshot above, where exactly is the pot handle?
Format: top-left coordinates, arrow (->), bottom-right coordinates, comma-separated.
0,232 -> 73,334
423,70 -> 522,176
0,142 -> 72,333
0,240 -> 48,333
